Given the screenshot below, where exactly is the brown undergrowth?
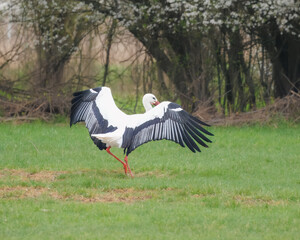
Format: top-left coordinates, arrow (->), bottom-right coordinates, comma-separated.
0,89 -> 71,122
194,91 -> 300,125
1,89 -> 299,125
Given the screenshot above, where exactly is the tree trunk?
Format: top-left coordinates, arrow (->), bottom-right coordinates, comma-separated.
102,19 -> 117,86
273,34 -> 300,97
259,25 -> 300,98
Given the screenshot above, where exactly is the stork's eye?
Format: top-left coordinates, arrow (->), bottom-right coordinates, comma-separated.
153,97 -> 155,100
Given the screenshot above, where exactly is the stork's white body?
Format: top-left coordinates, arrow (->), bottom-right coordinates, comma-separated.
92,87 -> 171,148
70,86 -> 213,176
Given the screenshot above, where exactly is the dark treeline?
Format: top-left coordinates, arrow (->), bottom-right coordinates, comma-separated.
0,0 -> 299,118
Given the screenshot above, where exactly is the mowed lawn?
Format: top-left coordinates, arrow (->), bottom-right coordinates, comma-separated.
0,122 -> 299,239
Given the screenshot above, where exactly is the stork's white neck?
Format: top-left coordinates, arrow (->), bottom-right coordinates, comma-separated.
143,99 -> 153,112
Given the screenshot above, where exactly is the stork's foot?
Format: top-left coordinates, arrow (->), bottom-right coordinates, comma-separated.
124,156 -> 134,178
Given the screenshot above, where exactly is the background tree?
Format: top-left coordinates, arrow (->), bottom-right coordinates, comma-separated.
1,0 -> 299,118
18,0 -> 104,90
81,0 -> 299,112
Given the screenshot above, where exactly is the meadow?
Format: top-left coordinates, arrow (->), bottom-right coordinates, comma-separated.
0,122 -> 299,239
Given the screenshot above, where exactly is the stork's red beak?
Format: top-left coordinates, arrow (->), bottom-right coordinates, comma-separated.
152,101 -> 160,106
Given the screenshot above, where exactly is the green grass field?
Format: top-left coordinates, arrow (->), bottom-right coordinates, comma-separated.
0,122 -> 299,239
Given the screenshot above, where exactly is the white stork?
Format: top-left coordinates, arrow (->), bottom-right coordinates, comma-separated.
70,87 -> 213,177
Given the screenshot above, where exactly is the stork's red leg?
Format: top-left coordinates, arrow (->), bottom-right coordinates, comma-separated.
106,147 -> 127,174
124,156 -> 134,178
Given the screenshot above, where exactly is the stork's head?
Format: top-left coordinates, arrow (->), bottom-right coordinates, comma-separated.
142,93 -> 160,112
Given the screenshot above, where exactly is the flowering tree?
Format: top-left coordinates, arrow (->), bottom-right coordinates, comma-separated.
3,0 -> 300,113
80,0 -> 300,111
7,0 -> 103,89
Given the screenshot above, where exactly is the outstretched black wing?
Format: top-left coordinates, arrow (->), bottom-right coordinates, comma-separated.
70,87 -> 102,126
70,87 -> 116,150
122,102 -> 213,155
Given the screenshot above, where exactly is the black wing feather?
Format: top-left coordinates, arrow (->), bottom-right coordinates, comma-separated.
186,121 -> 212,143
174,123 -> 185,148
185,123 -> 208,148
189,117 -> 214,136
180,125 -> 197,152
